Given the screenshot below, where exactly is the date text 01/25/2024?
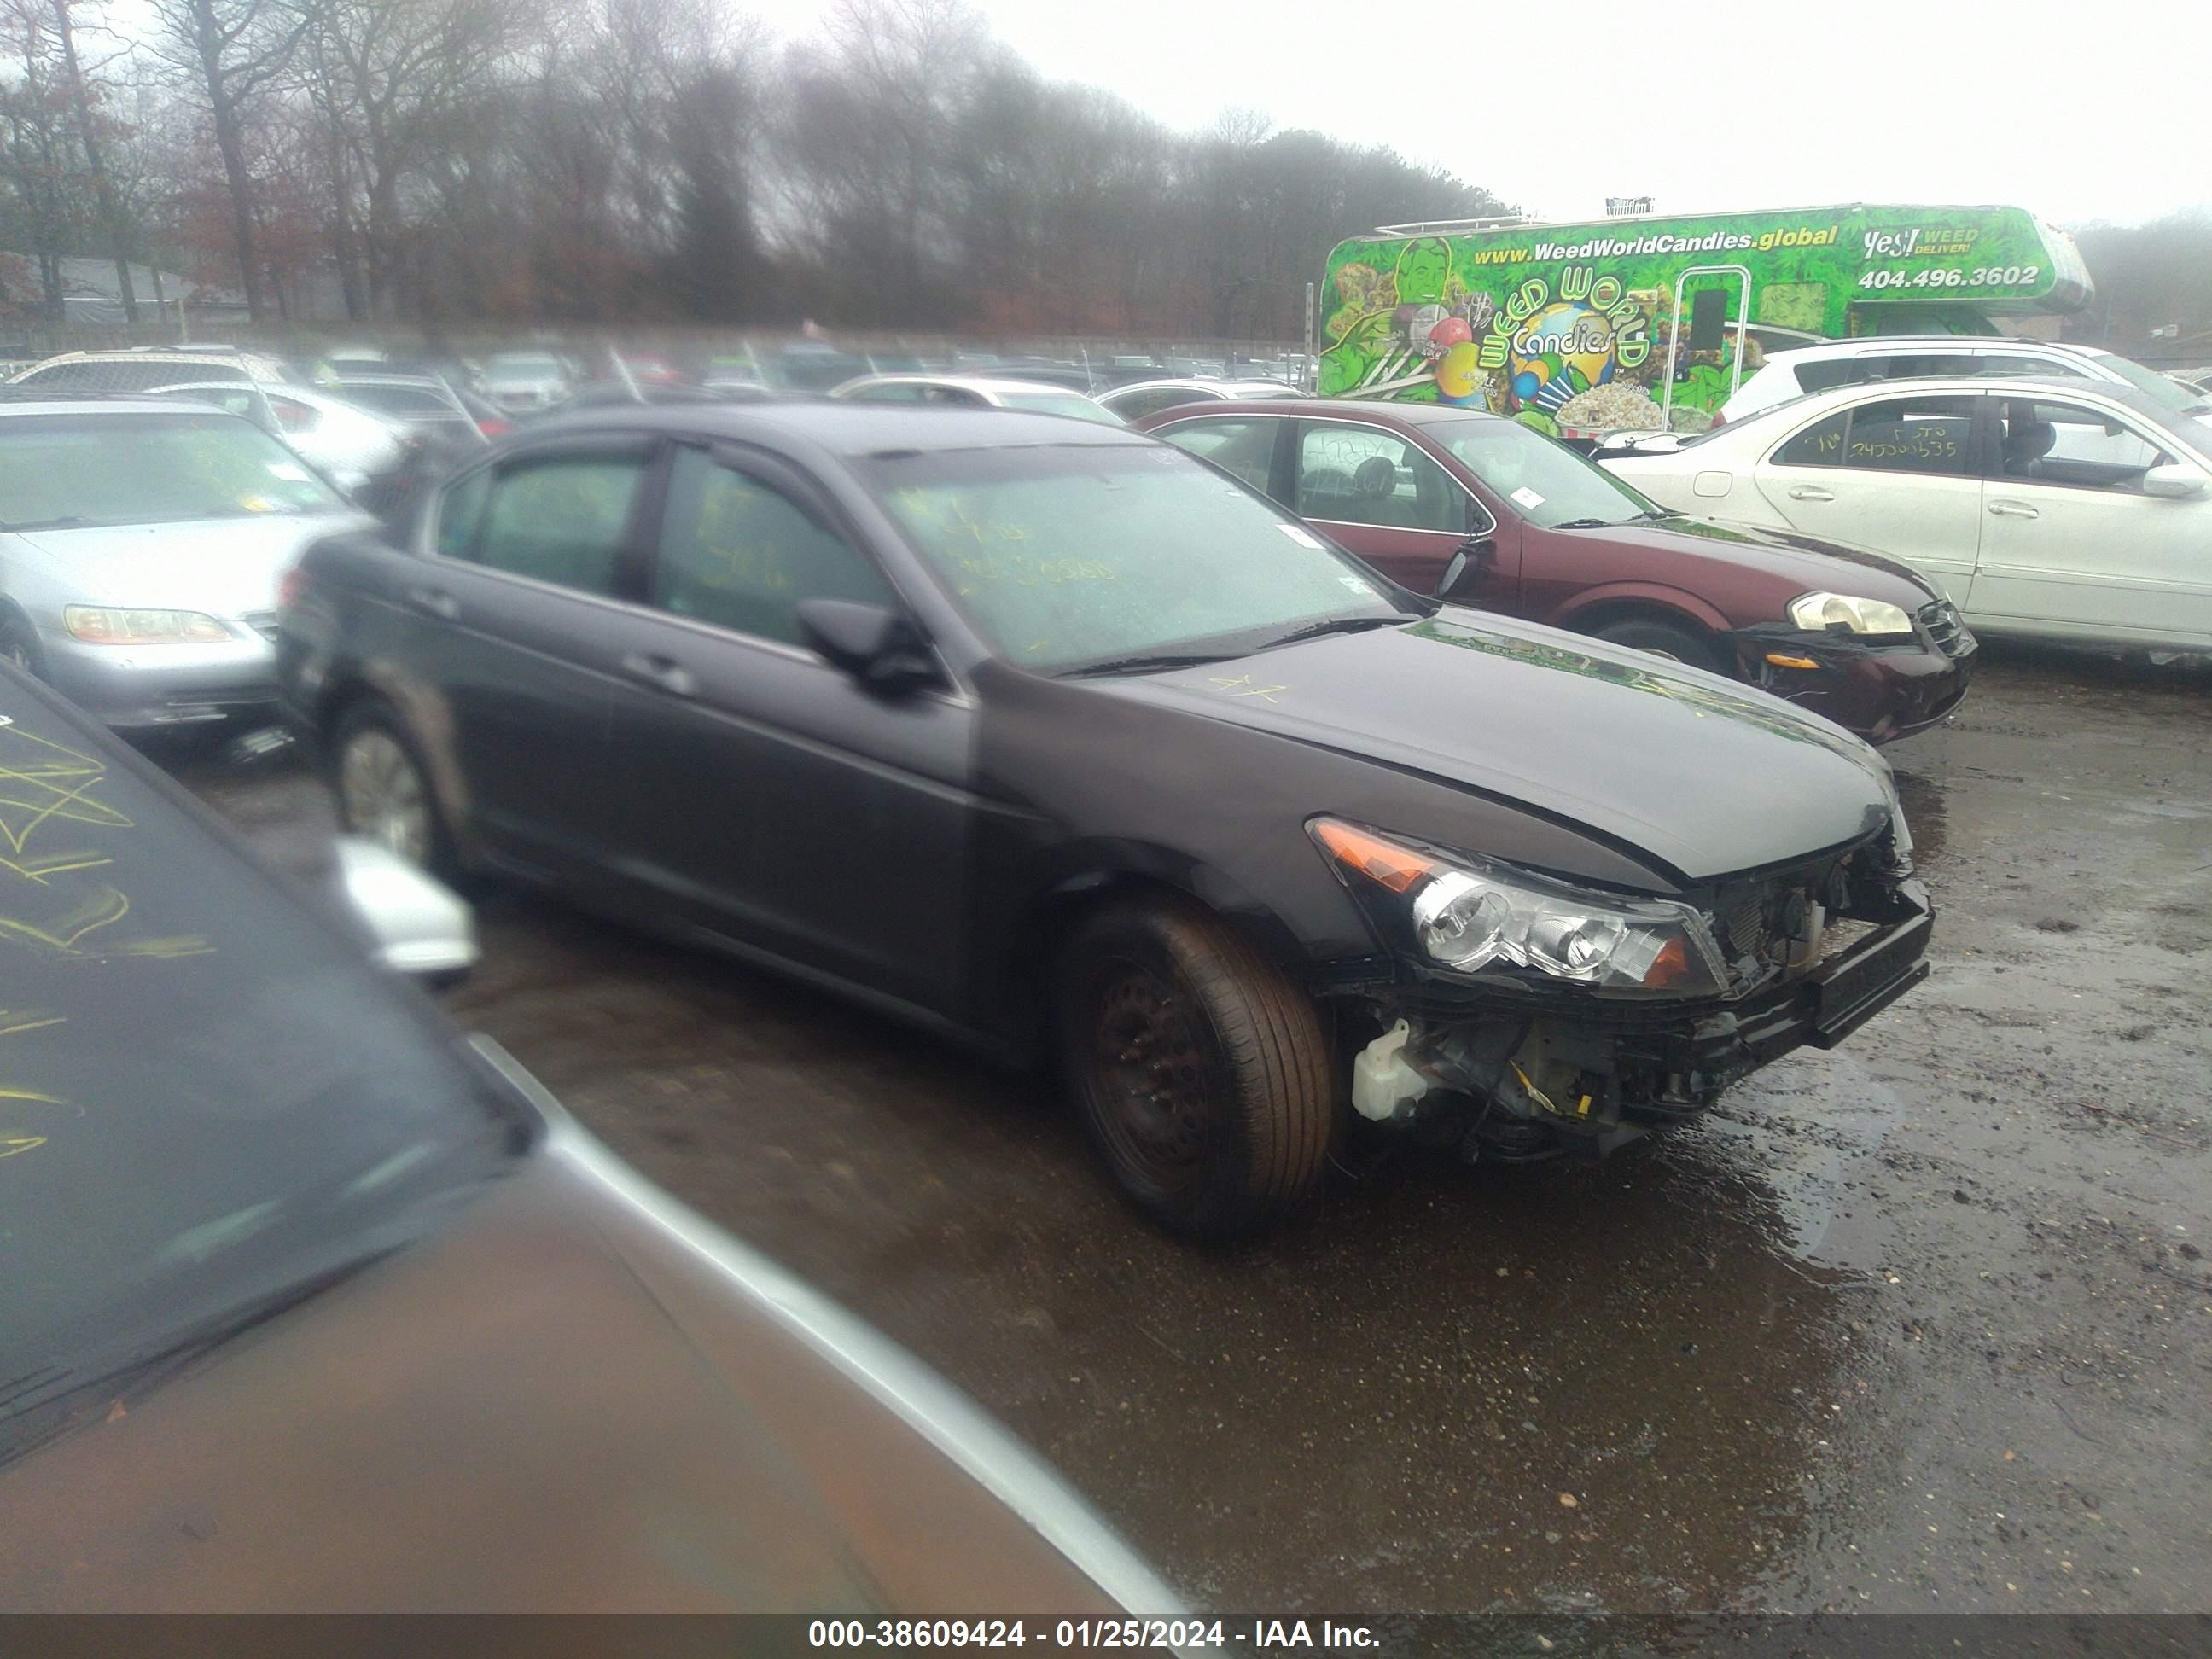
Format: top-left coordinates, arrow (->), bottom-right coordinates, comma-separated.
805,1619 -> 1381,1650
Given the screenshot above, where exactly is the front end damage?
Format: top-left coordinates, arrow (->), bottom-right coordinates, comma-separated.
1313,816 -> 1931,1164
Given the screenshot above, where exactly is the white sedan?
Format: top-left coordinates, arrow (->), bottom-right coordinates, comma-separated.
1600,376 -> 2212,655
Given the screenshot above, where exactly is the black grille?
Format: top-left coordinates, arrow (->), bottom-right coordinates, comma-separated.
1918,599 -> 1967,657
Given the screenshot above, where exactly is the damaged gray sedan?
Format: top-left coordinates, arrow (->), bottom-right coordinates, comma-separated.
279,405 -> 1932,1237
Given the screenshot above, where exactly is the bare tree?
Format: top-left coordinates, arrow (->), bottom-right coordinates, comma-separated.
144,0 -> 313,321
46,0 -> 137,317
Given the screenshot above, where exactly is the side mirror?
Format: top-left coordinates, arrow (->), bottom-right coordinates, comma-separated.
2143,463 -> 2207,501
1435,537 -> 1494,600
333,836 -> 478,983
796,598 -> 942,696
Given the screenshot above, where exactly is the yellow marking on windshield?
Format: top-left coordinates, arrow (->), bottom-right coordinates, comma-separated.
0,888 -> 131,952
0,853 -> 113,883
1205,674 -> 1288,703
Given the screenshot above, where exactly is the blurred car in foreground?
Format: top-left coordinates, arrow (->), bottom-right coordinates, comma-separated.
1602,376 -> 2212,655
0,400 -> 372,727
1140,398 -> 1975,743
0,663 -> 1180,1615
281,405 -> 1931,1238
830,374 -> 1123,424
1095,378 -> 1307,423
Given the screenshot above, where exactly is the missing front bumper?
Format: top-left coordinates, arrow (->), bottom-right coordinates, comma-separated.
1342,889 -> 1934,1157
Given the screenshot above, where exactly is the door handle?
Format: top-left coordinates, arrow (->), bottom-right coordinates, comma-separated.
1787,485 -> 1835,502
1988,501 -> 2040,520
620,651 -> 698,698
405,585 -> 460,620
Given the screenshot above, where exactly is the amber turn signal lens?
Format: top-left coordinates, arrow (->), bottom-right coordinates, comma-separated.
1642,935 -> 1693,988
1764,652 -> 1820,670
1313,819 -> 1436,894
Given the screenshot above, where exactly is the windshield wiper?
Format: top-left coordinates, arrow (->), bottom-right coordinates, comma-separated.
1254,614 -> 1406,651
1057,650 -> 1243,680
0,515 -> 92,533
1548,517 -> 1624,530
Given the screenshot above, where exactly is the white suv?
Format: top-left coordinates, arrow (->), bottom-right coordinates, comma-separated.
1718,337 -> 2209,427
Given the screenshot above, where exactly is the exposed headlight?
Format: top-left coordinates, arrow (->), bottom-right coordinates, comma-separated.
1311,818 -> 1729,996
63,607 -> 236,645
1788,592 -> 1915,635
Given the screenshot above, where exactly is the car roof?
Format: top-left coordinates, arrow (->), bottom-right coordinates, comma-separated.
524,402 -> 1153,458
835,374 -> 1099,398
0,396 -> 252,419
1106,377 -> 1294,394
329,371 -> 451,387
1144,397 -> 1490,427
1761,335 -> 2106,362
1767,374 -> 2179,421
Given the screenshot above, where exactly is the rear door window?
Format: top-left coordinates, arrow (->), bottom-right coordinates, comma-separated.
457,449 -> 648,595
1773,395 -> 1977,476
1295,422 -> 1466,532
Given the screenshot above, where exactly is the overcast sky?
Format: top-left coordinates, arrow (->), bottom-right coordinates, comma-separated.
747,0 -> 2206,229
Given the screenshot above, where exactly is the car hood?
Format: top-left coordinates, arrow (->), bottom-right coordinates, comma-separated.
15,513 -> 374,616
1089,612 -> 1895,883
1549,515 -> 1937,607
0,1114 -> 1167,1613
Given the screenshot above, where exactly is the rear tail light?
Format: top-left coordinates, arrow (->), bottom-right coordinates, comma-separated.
277,563 -> 309,612
478,417 -> 510,437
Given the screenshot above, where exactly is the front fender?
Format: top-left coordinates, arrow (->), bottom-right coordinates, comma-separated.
1553,580 -> 1736,637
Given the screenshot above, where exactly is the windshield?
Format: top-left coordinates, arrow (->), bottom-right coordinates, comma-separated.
999,392 -> 1122,425
1431,417 -> 1663,527
2083,350 -> 2212,416
0,412 -> 346,531
865,442 -> 1412,672
0,701 -> 517,1450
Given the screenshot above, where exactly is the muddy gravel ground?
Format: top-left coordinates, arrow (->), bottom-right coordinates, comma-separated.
175,641 -> 2212,1619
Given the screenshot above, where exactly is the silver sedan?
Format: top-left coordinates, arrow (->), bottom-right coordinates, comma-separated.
0,400 -> 374,729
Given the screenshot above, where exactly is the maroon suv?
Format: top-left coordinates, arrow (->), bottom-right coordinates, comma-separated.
1138,399 -> 1975,743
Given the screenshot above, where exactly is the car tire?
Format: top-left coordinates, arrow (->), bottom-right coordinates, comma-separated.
1592,616 -> 1726,675
1057,896 -> 1337,1239
328,699 -> 455,876
0,614 -> 44,681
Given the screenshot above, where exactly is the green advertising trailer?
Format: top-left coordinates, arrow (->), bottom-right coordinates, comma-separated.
1316,203 -> 2094,437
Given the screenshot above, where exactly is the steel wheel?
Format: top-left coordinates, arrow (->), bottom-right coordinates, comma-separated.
1057,897 -> 1337,1237
338,725 -> 433,866
1086,957 -> 1219,1201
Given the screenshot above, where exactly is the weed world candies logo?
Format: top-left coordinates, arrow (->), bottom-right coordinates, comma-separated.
1474,265 -> 1650,415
